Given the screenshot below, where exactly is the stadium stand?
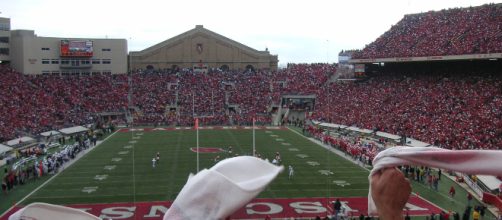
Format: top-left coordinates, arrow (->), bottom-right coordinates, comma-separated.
1,62 -> 501,152
353,3 -> 502,59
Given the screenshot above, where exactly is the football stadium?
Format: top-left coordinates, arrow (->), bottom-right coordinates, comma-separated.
0,2 -> 502,220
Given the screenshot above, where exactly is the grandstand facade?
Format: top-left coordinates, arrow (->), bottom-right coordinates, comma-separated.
129,25 -> 278,72
8,28 -> 127,75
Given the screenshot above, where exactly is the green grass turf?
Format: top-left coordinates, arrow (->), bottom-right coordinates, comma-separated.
20,128 -> 368,205
6,127 -> 494,218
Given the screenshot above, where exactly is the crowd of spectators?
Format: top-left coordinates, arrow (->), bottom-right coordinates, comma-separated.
311,72 -> 502,150
1,61 -> 501,152
353,4 -> 502,59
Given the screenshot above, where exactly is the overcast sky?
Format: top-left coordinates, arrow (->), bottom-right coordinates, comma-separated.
2,0 -> 500,65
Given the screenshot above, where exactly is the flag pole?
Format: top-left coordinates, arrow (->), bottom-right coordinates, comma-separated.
196,118 -> 199,172
253,117 -> 256,157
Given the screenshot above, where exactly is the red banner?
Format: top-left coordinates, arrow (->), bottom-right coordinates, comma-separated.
1,196 -> 442,219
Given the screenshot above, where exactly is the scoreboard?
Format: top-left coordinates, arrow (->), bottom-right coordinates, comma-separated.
60,40 -> 93,57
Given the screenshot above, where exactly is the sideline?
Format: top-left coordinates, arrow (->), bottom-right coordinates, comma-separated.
286,127 -> 370,172
0,130 -> 119,217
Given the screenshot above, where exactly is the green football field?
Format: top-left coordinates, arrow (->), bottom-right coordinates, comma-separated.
5,126 -> 490,219
21,127 -> 369,205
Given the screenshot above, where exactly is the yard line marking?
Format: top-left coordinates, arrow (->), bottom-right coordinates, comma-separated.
81,186 -> 98,193
333,180 -> 351,187
111,158 -> 122,162
104,165 -> 116,171
307,161 -> 320,166
318,170 -> 334,175
94,175 -> 108,181
288,148 -> 299,151
296,154 -> 309,158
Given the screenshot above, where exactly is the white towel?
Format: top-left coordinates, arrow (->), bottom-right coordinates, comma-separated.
8,203 -> 101,220
164,156 -> 284,219
368,146 -> 502,215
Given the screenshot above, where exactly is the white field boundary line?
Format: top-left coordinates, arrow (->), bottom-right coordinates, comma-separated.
0,130 -> 120,217
286,127 -> 371,172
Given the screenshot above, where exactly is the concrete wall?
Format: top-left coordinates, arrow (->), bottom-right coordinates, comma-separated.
10,30 -> 127,75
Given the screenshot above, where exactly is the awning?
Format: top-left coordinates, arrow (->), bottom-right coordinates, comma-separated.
59,126 -> 89,135
40,130 -> 61,137
375,131 -> 401,141
0,144 -> 13,154
6,136 -> 36,146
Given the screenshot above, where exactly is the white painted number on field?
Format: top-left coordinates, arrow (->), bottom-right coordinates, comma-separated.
318,170 -> 334,175
132,136 -> 141,140
118,151 -> 129,155
281,143 -> 291,146
123,145 -> 133,149
94,175 -> 108,181
275,138 -> 284,142
333,180 -> 351,187
82,186 -> 98,193
296,154 -> 309,158
136,133 -> 144,136
129,140 -> 137,144
288,148 -> 299,152
104,165 -> 116,171
307,161 -> 320,166
270,134 -> 278,137
111,158 -> 122,162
